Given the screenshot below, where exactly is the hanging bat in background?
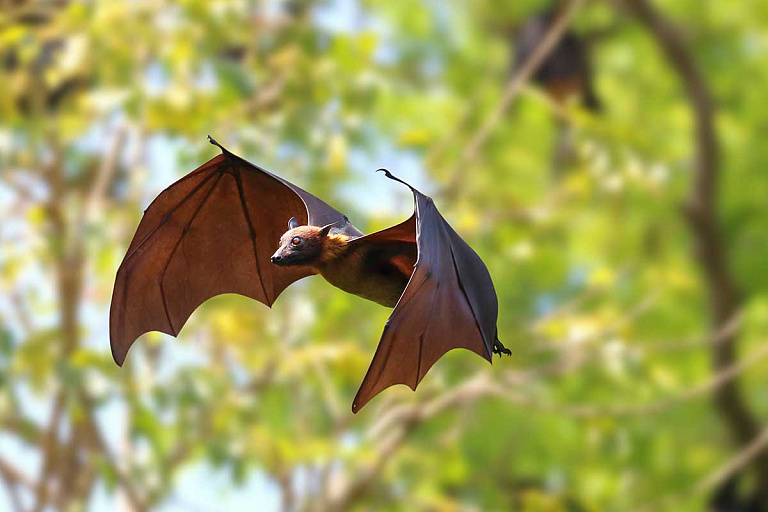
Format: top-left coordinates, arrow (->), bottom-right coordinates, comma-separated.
512,5 -> 600,111
110,136 -> 509,412
510,4 -> 602,174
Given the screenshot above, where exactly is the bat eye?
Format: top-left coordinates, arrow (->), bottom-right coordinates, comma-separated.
291,236 -> 302,246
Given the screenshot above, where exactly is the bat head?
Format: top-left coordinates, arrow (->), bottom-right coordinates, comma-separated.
271,222 -> 336,267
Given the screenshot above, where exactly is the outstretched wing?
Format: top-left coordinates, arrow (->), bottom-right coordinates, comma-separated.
110,137 -> 360,365
351,172 -> 499,413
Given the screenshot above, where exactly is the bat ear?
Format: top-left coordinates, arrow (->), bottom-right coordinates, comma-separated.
318,223 -> 335,238
288,217 -> 299,230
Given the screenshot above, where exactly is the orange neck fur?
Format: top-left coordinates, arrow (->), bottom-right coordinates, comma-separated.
316,233 -> 352,265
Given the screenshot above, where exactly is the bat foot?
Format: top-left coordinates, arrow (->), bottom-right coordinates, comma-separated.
493,339 -> 511,357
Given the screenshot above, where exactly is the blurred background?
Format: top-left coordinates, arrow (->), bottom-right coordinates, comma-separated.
2,0 -> 768,510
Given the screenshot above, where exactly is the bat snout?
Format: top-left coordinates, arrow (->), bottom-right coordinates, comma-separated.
271,248 -> 307,267
270,248 -> 292,266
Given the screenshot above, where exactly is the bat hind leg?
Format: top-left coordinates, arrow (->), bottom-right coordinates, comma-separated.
493,336 -> 511,357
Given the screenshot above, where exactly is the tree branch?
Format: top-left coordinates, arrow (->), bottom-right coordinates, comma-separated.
0,455 -> 36,512
697,427 -> 768,496
85,124 -> 127,222
621,0 -> 768,492
325,374 -> 500,509
81,393 -> 147,511
502,340 -> 768,419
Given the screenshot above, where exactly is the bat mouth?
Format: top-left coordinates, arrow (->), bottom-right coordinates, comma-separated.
270,255 -> 287,266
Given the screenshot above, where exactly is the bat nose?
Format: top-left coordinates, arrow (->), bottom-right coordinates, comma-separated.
271,255 -> 282,263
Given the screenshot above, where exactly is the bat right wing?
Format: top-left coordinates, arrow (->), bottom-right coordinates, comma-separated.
110,137 -> 359,366
350,171 -> 500,413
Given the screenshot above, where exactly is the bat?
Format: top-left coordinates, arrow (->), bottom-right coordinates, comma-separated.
110,136 -> 509,412
512,6 -> 600,111
510,5 -> 602,173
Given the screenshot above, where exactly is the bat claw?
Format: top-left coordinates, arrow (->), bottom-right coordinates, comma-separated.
376,168 -> 417,192
493,339 -> 511,357
207,135 -> 231,156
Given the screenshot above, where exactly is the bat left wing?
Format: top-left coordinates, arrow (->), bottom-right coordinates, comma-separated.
110,137 -> 360,366
350,171 -> 501,413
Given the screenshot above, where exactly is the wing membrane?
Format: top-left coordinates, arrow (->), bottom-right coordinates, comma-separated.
351,175 -> 498,412
110,142 -> 359,365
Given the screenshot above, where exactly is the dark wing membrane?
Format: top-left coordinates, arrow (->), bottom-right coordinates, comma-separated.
353,214 -> 416,245
296,187 -> 363,238
110,144 -> 357,365
351,176 -> 498,413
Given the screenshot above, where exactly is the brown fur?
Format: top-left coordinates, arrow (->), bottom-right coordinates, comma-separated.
272,225 -> 415,307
